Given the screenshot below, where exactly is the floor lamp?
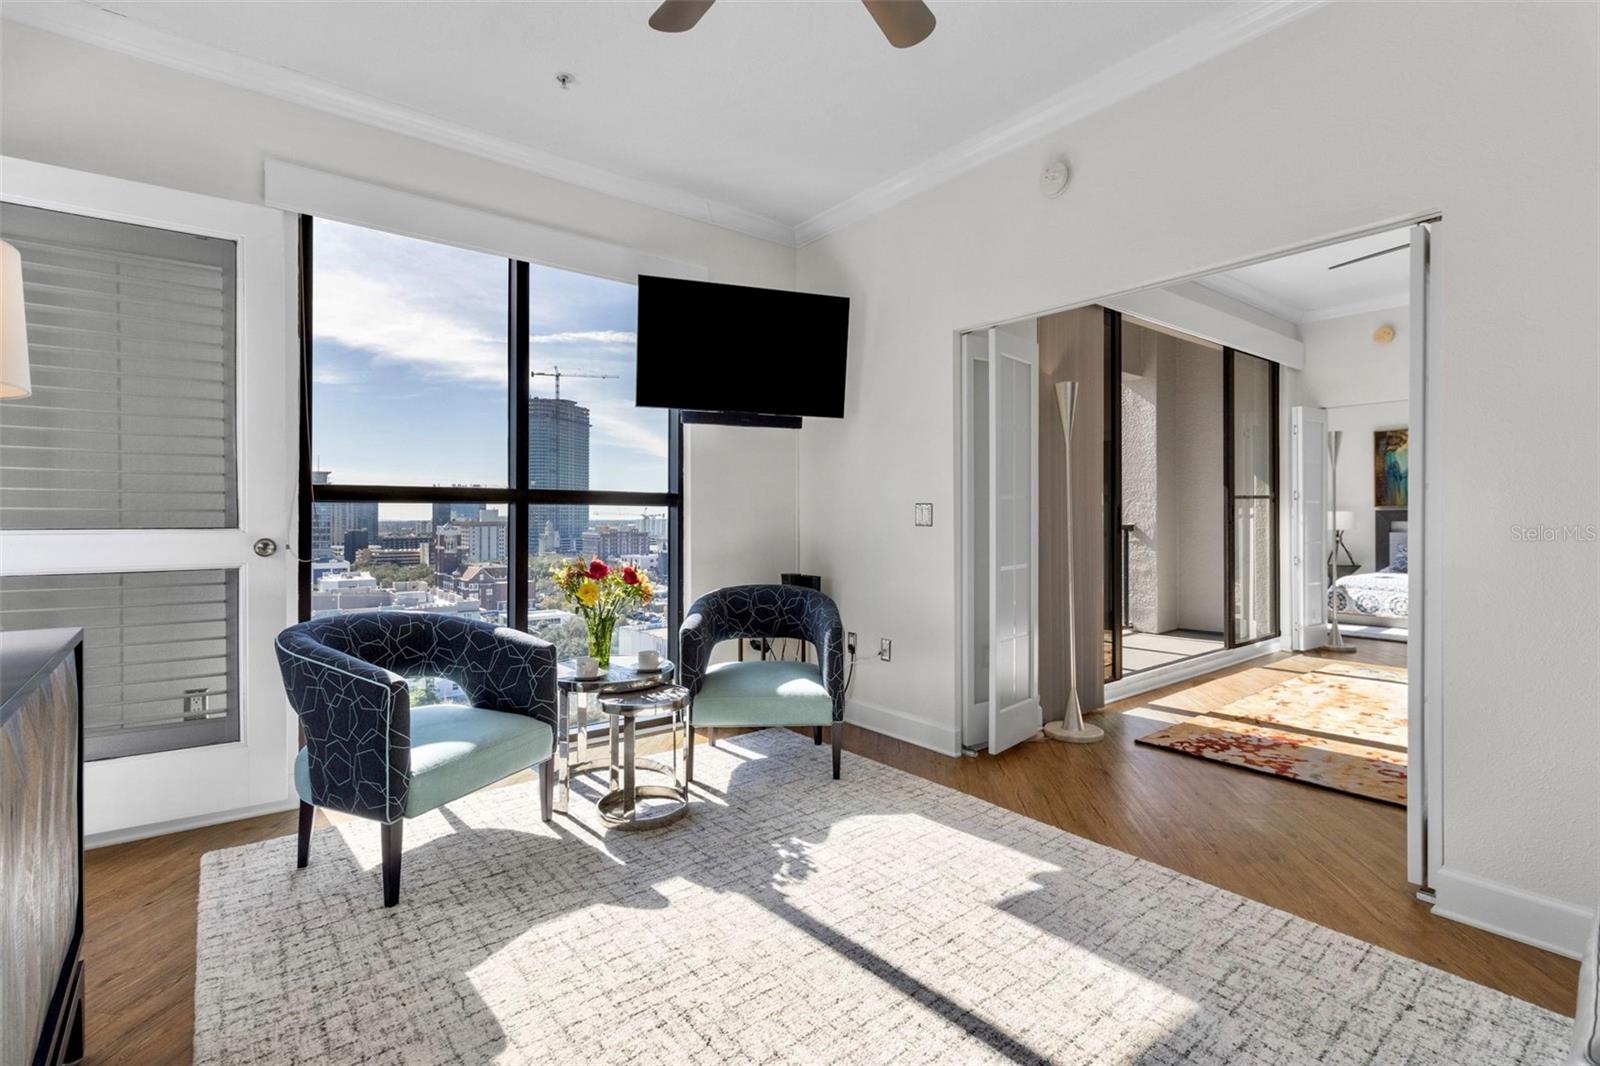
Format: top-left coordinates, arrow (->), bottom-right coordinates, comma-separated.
1321,429 -> 1357,654
1044,380 -> 1103,743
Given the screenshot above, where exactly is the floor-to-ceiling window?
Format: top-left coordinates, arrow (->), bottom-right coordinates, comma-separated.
299,217 -> 681,674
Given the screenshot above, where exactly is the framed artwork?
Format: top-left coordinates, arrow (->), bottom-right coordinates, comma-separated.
1374,428 -> 1408,508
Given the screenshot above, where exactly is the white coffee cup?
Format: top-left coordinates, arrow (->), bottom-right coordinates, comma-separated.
575,656 -> 600,678
637,649 -> 660,671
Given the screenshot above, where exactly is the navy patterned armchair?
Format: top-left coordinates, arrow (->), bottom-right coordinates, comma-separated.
679,585 -> 846,780
274,612 -> 556,907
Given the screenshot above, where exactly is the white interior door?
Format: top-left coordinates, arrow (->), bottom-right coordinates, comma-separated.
1407,221 -> 1433,889
986,325 -> 1042,753
0,159 -> 296,841
1290,405 -> 1329,650
961,331 -> 991,749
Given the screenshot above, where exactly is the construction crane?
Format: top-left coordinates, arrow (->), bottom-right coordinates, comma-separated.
531,365 -> 617,400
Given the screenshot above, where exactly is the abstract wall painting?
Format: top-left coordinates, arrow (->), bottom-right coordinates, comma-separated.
1374,428 -> 1408,508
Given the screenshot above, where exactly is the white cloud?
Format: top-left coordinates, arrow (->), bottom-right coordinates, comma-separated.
312,269 -> 506,385
529,330 -> 636,347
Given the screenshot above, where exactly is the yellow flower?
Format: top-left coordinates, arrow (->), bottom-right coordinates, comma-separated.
575,580 -> 599,608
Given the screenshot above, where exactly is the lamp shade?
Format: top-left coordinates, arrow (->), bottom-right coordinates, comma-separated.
1333,510 -> 1356,531
0,239 -> 30,399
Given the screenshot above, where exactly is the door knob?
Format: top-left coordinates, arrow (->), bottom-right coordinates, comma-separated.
253,538 -> 279,557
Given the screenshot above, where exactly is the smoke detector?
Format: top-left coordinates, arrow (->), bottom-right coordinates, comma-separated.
1039,158 -> 1071,199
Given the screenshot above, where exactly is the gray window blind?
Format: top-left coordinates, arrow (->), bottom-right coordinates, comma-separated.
0,202 -> 237,530
0,570 -> 240,760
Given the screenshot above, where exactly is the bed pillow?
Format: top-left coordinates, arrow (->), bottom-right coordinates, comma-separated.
1387,542 -> 1408,573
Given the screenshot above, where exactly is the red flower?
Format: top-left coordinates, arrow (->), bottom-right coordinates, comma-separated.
586,558 -> 609,580
622,566 -> 640,586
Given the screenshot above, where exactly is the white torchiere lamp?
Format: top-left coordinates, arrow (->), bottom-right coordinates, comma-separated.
1043,380 -> 1103,744
0,239 -> 31,400
1322,430 -> 1357,654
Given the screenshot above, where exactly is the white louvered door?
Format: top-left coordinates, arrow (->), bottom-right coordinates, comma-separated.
0,159 -> 296,837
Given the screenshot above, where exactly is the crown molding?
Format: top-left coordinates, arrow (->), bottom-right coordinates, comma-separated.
1298,295 -> 1410,324
793,0 -> 1328,247
8,0 -> 1326,253
1192,273 -> 1308,325
1,1 -> 799,247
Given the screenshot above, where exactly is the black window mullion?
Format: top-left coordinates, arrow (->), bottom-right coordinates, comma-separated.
296,214 -> 314,622
510,260 -> 531,630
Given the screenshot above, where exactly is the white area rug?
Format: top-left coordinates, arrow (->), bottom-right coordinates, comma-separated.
194,729 -> 1567,1064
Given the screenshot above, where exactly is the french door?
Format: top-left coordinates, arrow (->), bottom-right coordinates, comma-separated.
985,326 -> 1043,753
1223,347 -> 1280,648
0,158 -> 296,839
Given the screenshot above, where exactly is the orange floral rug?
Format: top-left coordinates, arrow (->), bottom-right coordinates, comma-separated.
1134,657 -> 1408,805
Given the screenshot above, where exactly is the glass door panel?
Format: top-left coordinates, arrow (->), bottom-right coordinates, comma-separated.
1225,349 -> 1279,646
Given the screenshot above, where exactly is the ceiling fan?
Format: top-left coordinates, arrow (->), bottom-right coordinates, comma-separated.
649,0 -> 937,49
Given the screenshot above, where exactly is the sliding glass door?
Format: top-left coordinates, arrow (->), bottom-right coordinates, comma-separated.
1101,316 -> 1280,683
1224,348 -> 1280,647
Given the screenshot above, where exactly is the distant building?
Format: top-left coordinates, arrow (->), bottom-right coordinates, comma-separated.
309,470 -> 378,561
446,563 -> 508,613
360,545 -> 429,568
341,528 -> 370,562
582,525 -> 651,561
463,518 -> 508,563
528,396 -> 590,551
536,521 -> 561,557
431,500 -> 484,531
310,471 -> 333,561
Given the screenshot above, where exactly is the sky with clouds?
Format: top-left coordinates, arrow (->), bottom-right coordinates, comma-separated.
311,219 -> 669,515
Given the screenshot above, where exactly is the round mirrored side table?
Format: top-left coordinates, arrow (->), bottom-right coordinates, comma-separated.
597,685 -> 690,831
554,657 -> 673,815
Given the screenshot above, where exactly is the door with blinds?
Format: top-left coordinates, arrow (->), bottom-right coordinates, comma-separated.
0,159 -> 294,837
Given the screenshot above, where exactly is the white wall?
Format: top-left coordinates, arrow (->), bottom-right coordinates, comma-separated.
1301,306 -> 1411,572
795,0 -> 1598,948
0,22 -> 800,605
1299,302 -> 1414,576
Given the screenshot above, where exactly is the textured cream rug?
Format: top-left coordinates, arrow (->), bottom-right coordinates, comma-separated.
194,729 -> 1566,1064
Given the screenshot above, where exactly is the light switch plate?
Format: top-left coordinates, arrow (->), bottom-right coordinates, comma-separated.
914,502 -> 933,527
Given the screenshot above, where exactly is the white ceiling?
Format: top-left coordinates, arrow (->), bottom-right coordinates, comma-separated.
1196,228 -> 1412,324
5,0 -> 1320,245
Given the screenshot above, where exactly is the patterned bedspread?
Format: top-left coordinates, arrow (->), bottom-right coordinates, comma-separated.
1329,570 -> 1409,619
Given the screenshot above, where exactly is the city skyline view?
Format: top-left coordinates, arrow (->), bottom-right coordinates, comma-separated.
310,219 -> 669,501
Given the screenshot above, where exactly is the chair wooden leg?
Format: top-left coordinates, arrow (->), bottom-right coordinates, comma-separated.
832,725 -> 842,780
538,758 -> 554,823
296,802 -> 313,869
813,726 -> 822,745
381,820 -> 403,908
708,726 -> 717,748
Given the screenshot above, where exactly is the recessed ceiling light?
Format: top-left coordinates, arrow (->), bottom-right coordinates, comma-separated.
554,72 -> 576,90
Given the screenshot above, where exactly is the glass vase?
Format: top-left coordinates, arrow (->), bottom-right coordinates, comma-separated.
587,615 -> 615,671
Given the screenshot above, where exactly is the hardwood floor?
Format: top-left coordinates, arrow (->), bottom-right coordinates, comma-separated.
79,639 -> 1575,1063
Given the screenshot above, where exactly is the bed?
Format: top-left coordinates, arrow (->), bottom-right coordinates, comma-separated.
1327,510 -> 1409,637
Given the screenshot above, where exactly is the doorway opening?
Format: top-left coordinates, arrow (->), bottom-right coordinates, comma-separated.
957,219 -> 1435,892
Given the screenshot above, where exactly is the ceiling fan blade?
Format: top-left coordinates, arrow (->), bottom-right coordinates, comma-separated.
649,0 -> 716,33
861,0 -> 936,48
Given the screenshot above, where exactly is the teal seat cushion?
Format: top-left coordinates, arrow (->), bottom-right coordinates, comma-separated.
691,660 -> 835,728
295,704 -> 553,819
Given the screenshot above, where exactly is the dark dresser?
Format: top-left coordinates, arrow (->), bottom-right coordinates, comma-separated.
2,628 -> 85,1066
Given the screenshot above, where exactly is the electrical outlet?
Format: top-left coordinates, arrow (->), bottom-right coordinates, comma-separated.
184,688 -> 210,720
847,631 -> 858,656
914,502 -> 934,527
879,638 -> 892,662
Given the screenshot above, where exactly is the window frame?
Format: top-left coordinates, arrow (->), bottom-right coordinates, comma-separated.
295,215 -> 684,665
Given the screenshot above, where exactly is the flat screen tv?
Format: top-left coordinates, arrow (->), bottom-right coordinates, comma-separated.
636,275 -> 848,419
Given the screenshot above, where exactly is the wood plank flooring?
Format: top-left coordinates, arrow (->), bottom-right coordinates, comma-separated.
78,639 -> 1576,1064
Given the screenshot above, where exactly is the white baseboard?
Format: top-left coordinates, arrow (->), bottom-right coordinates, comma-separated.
846,697 -> 961,757
86,797 -> 300,850
1103,639 -> 1282,704
1430,865 -> 1594,960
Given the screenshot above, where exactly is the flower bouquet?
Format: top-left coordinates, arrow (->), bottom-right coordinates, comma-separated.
551,557 -> 654,670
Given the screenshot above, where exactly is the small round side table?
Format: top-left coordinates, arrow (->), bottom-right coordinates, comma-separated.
597,684 -> 690,831
554,658 -> 673,815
